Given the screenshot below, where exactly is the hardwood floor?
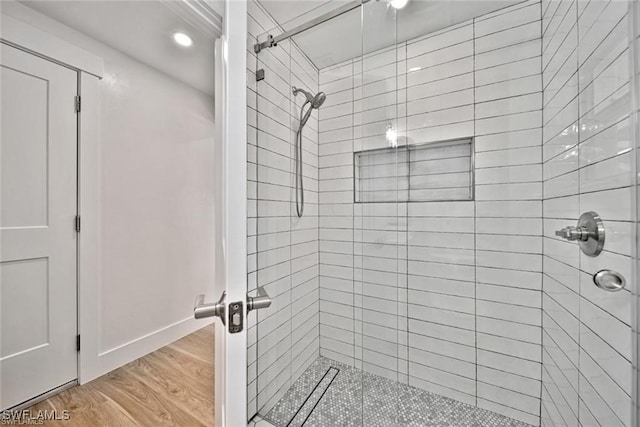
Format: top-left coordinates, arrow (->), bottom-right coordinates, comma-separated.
29,325 -> 214,426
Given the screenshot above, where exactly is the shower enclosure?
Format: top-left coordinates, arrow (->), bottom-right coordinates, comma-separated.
245,0 -> 640,425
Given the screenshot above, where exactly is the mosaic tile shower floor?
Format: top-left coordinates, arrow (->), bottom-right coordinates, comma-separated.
264,357 -> 533,427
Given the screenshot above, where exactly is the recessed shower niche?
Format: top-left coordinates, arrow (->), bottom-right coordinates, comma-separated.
354,138 -> 474,203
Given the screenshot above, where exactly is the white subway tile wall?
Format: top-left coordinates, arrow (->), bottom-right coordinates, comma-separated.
317,1 -> 543,425
541,1 -> 633,427
247,0 -> 636,425
247,0 -> 321,418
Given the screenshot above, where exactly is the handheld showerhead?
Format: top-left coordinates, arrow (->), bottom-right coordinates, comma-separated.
293,87 -> 327,128
293,87 -> 326,110
292,86 -> 315,104
311,92 -> 326,108
292,86 -> 327,218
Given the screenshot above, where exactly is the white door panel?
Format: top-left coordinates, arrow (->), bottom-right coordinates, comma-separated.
192,3 -> 249,424
0,43 -> 78,409
201,2 -> 248,424
223,1 -> 248,424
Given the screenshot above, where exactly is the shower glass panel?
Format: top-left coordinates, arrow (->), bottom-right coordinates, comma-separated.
248,2 -> 365,424
542,2 -> 635,426
355,1 -> 404,425
248,1 -> 639,426
249,13 -> 296,418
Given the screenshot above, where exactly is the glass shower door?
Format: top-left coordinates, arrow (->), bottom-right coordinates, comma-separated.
249,14 -> 298,420
574,2 -> 635,424
355,1 -> 405,425
246,1 -> 640,426
541,2 -> 636,426
248,2 -> 359,424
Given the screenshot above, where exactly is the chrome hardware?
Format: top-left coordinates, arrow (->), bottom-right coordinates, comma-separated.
555,211 -> 605,257
253,1 -> 370,54
293,87 -> 326,218
254,34 -> 276,53
228,301 -> 243,334
194,291 -> 226,325
555,226 -> 590,241
247,286 -> 272,312
593,269 -> 626,292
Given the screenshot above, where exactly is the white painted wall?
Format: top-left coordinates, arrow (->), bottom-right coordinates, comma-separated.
97,46 -> 215,354
1,2 -> 216,380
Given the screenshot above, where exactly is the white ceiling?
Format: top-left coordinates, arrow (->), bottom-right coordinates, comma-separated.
258,0 -> 524,69
20,0 -> 223,95
19,0 -> 525,90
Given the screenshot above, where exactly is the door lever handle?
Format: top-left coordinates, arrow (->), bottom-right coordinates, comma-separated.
194,291 -> 226,325
247,286 -> 272,312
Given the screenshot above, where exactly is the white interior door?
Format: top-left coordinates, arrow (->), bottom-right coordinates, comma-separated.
0,43 -> 78,409
195,2 -> 248,424
217,0 -> 248,425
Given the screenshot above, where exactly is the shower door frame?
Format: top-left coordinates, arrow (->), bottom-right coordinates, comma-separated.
631,1 -> 640,426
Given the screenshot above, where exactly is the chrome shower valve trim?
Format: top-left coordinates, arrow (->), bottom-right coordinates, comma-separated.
555,225 -> 591,241
555,211 -> 605,257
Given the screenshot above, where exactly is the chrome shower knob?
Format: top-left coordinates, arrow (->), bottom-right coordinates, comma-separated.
554,211 -> 605,257
555,226 -> 590,241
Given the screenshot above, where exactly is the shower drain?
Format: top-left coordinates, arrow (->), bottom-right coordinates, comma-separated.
285,367 -> 339,427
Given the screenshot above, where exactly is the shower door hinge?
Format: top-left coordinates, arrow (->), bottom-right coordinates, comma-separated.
76,335 -> 80,352
75,95 -> 81,113
75,215 -> 81,232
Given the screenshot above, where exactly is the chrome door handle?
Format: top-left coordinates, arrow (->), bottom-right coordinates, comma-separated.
593,270 -> 626,292
194,291 -> 226,324
247,286 -> 272,312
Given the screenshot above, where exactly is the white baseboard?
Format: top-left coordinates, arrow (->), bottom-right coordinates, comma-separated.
84,317 -> 213,384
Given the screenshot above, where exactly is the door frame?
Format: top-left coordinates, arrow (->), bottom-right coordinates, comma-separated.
0,11 -> 104,385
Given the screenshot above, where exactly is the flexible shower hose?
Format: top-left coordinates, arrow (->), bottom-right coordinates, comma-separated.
294,105 -> 309,218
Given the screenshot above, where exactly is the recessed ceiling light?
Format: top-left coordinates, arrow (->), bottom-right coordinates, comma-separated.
173,32 -> 193,47
389,0 -> 409,9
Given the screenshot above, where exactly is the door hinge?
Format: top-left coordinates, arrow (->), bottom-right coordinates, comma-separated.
75,215 -> 81,232
75,95 -> 81,113
76,335 -> 80,352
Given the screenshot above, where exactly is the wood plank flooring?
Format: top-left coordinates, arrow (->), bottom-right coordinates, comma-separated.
29,325 -> 214,426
